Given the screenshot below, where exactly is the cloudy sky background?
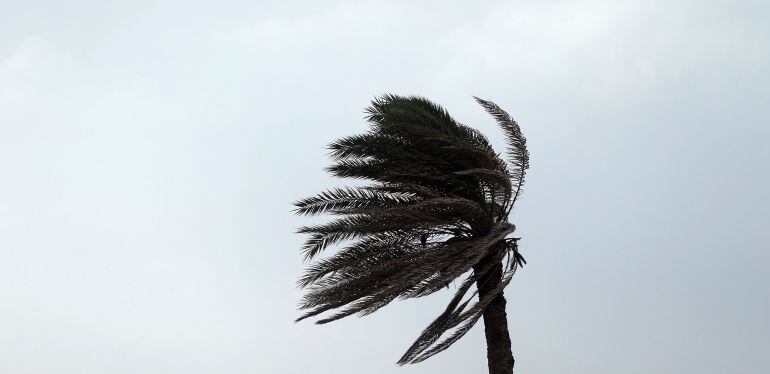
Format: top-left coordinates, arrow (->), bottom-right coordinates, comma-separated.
1,1 -> 768,373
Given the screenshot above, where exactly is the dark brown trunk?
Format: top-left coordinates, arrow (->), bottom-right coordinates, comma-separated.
475,256 -> 514,374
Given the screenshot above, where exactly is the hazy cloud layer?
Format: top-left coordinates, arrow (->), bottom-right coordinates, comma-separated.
1,1 -> 768,373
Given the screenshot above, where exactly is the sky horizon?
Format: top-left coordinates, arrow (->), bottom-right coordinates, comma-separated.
1,1 -> 769,373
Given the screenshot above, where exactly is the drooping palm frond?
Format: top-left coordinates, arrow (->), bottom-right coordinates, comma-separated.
294,94 -> 530,365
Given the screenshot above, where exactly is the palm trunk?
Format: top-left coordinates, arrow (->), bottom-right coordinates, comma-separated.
475,256 -> 515,374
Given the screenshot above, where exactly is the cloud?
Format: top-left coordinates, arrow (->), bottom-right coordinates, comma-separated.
1,1 -> 769,373
429,0 -> 770,106
0,37 -> 61,115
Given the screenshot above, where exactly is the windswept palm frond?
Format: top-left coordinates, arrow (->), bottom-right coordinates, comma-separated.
474,96 -> 530,208
294,187 -> 419,217
294,94 -> 530,367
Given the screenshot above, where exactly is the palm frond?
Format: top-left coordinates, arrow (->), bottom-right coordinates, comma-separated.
294,187 -> 418,216
474,96 -> 530,208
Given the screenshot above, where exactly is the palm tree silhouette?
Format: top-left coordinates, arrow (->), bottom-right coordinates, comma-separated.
294,94 -> 530,373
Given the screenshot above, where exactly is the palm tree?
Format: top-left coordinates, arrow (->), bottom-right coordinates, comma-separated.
294,94 -> 530,374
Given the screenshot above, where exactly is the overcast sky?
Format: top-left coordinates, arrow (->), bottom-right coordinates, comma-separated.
1,1 -> 769,373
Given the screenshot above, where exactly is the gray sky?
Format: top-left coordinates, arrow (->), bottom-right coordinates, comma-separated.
1,0 -> 768,373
